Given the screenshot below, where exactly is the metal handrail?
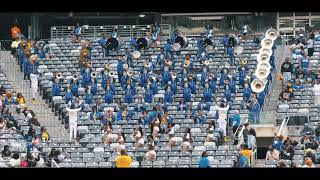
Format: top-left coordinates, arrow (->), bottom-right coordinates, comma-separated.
277,116 -> 290,136
51,159 -> 60,168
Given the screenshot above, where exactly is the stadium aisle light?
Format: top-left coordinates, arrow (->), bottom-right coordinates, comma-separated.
139,14 -> 146,18
68,27 -> 71,30
124,26 -> 127,28
53,27 -> 56,30
147,25 -> 150,28
132,26 -> 136,28
100,26 -> 103,29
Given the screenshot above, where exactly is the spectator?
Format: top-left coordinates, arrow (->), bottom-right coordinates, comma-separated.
277,160 -> 287,168
278,87 -> 294,102
242,122 -> 250,144
303,157 -> 315,168
231,110 -> 240,145
265,145 -> 280,161
247,128 -> 256,151
198,151 -> 210,168
20,156 -> 28,168
1,145 -> 11,158
145,145 -> 156,161
306,33 -> 315,57
292,79 -> 304,92
8,153 -> 20,168
305,148 -> 316,164
290,39 -> 304,53
205,122 -> 215,143
281,144 -> 294,160
216,102 -> 230,139
32,135 -> 40,146
39,127 -> 50,142
280,57 -> 293,84
134,127 -> 144,150
239,151 -> 249,168
305,136 -> 319,150
116,150 -> 132,168
16,93 -> 26,105
182,128 -> 192,152
241,144 -> 253,166
312,79 -> 320,105
272,135 -> 284,151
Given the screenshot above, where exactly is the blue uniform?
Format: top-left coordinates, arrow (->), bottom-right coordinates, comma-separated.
197,37 -> 204,54
52,82 -> 61,96
29,63 -> 40,75
4,97 -> 15,106
134,103 -> 147,112
140,72 -> 149,87
124,87 -> 135,103
164,90 -> 173,103
156,52 -> 166,65
224,88 -> 232,102
90,81 -> 98,96
243,87 -> 251,102
164,44 -> 174,59
227,46 -> 235,65
130,37 -> 137,50
23,57 -> 30,77
258,91 -> 265,108
151,80 -> 158,94
292,84 -> 304,92
82,71 -> 91,87
201,71 -> 209,87
162,70 -> 171,87
220,73 -> 228,86
170,80 -> 178,95
301,58 -> 309,73
104,88 -> 114,104
85,93 -> 93,105
249,102 -> 261,124
144,89 -> 153,103
203,88 -> 213,102
238,66 -> 248,86
70,82 -> 78,96
101,73 -> 110,89
183,87 -> 192,102
89,112 -> 103,121
98,37 -> 107,57
120,75 -> 129,88
74,26 -> 81,36
111,31 -> 118,39
208,79 -> 217,94
65,91 -> 73,104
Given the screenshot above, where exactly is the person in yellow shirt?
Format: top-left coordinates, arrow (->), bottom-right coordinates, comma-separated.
39,127 -> 50,142
240,144 -> 253,167
116,150 -> 133,168
16,93 -> 26,105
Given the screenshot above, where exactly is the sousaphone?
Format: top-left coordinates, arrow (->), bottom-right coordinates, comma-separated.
234,46 -> 244,56
261,37 -> 274,49
250,79 -> 266,93
254,67 -> 270,80
265,28 -> 278,41
259,47 -> 272,57
257,52 -> 271,63
173,35 -> 188,51
132,50 -> 141,59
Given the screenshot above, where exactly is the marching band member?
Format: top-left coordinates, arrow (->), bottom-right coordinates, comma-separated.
156,47 -> 166,65
216,102 -> 230,138
221,33 -> 229,55
197,98 -> 211,111
198,50 -> 209,64
161,65 -> 171,87
227,44 -> 236,65
150,76 -> 158,95
88,78 -> 98,96
130,34 -> 138,50
124,84 -> 135,104
243,82 -> 252,103
170,74 -> 178,95
208,74 -> 217,94
89,106 -> 103,124
51,78 -> 62,97
183,54 -> 193,73
194,109 -> 206,125
247,97 -> 261,124
183,82 -> 192,102
203,83 -> 213,103
73,22 -> 82,43
144,83 -> 153,103
65,86 -> 74,104
18,41 -> 26,72
228,74 -> 237,94
98,33 -> 109,58
224,84 -> 232,102
66,101 -> 83,141
101,68 -> 109,89
170,30 -> 179,44
177,98 -> 188,112
164,39 -> 174,61
220,66 -> 229,86
134,95 -> 146,112
201,65 -> 209,87
197,33 -> 206,56
84,88 -> 93,105
188,74 -> 197,94
140,64 -> 150,87
23,48 -> 31,80
117,57 -> 125,83
164,85 -> 173,103
120,72 -> 129,88
238,62 -> 249,87
257,90 -> 266,109
124,48 -> 134,67
114,99 -> 122,113
104,83 -> 115,104
28,55 -> 40,104
70,79 -> 79,96
82,66 -> 91,88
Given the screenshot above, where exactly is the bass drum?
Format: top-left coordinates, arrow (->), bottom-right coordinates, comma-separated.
174,35 -> 188,49
106,37 -> 120,51
137,37 -> 151,50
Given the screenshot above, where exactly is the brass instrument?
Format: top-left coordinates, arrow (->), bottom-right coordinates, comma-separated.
72,74 -> 78,80
166,59 -> 172,66
56,72 -> 62,79
109,71 -> 115,78
251,79 -> 266,93
127,70 -> 134,77
204,60 -> 209,66
123,64 -> 129,70
91,72 -> 97,79
86,61 -> 92,68
29,54 -> 38,65
240,58 -> 248,65
261,37 -> 273,49
257,52 -> 270,63
265,28 -> 278,41
104,64 -> 110,71
255,67 -> 270,80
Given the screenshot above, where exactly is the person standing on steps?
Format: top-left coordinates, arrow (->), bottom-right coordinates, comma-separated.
66,101 -> 83,142
29,54 -> 40,104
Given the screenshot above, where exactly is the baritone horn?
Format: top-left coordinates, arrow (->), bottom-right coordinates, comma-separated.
250,79 -> 266,93
265,28 -> 278,41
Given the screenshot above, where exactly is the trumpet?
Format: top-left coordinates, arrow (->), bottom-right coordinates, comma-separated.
171,74 -> 177,79
240,58 -> 248,65
168,81 -> 171,85
123,64 -> 129,69
109,71 -> 115,78
127,70 -> 134,77
91,72 -> 97,78
56,72 -> 62,79
72,74 -> 78,80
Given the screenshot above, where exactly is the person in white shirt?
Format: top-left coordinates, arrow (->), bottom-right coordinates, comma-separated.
146,145 -> 156,161
215,102 -> 230,137
312,79 -> 320,105
290,40 -> 304,53
66,101 -> 83,141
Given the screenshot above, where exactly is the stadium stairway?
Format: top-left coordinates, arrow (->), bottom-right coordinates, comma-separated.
0,51 -> 69,138
261,45 -> 291,124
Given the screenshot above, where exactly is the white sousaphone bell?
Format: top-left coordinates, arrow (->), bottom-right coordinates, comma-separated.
257,61 -> 272,72
257,52 -> 271,63
261,37 -> 274,49
265,28 -> 278,41
173,43 -> 181,52
250,79 -> 266,93
259,47 -> 272,57
254,66 -> 270,80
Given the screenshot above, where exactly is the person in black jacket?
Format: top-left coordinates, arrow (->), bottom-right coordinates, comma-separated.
281,57 -> 293,85
1,145 -> 11,158
242,122 -> 250,144
281,145 -> 294,160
